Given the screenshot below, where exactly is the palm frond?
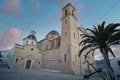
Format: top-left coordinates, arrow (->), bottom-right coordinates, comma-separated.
78,44 -> 92,57
109,23 -> 120,31
104,23 -> 120,33
101,21 -> 105,28
86,28 -> 97,36
84,47 -> 99,60
108,47 -> 115,58
107,32 -> 120,45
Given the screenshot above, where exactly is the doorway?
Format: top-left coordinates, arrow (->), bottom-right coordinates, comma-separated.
25,60 -> 32,69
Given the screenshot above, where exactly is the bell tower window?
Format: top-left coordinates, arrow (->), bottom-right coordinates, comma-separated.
72,10 -> 74,16
65,9 -> 67,15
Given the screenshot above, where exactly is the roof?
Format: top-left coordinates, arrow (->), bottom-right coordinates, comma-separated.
47,30 -> 59,36
62,3 -> 76,11
26,34 -> 37,41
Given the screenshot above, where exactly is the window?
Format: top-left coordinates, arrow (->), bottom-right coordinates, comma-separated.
72,10 -> 74,16
15,58 -> 19,63
65,20 -> 67,24
38,61 -> 40,65
74,33 -> 75,38
65,9 -> 67,15
31,41 -> 33,44
75,54 -> 77,62
31,48 -> 33,51
65,32 -> 67,37
64,54 -> 66,62
26,40 -> 28,44
54,40 -> 57,48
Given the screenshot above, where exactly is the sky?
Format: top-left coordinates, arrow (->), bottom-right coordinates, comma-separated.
0,0 -> 120,60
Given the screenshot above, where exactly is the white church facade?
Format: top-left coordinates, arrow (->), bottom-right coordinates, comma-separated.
11,3 -> 95,75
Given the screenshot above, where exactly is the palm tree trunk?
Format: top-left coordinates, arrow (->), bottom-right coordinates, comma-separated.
101,48 -> 115,80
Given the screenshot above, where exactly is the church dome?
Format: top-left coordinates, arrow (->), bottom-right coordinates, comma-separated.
47,30 -> 59,35
46,30 -> 60,40
26,30 -> 37,41
27,34 -> 37,41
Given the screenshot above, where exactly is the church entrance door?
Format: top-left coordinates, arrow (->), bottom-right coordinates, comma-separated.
25,60 -> 31,69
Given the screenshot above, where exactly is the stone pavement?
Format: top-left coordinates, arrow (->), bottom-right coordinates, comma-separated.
0,68 -> 82,80
0,66 -> 102,80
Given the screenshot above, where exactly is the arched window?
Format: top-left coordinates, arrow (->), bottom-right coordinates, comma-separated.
15,58 -> 19,63
38,61 -> 40,65
72,10 -> 74,16
65,9 -> 67,15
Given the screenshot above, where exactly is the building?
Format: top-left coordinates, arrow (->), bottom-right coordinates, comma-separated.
11,3 -> 95,75
110,58 -> 120,79
95,58 -> 120,79
0,49 -> 14,68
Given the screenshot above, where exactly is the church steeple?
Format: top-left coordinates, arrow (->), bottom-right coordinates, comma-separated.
31,30 -> 36,35
60,3 -> 78,74
62,3 -> 77,20
23,30 -> 37,46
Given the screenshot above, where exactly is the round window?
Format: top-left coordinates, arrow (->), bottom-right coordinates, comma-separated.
31,48 -> 33,51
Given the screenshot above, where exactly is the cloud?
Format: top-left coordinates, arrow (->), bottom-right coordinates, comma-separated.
94,45 -> 120,60
50,0 -> 85,25
57,0 -> 76,7
76,2 -> 85,19
28,0 -> 41,15
94,49 -> 103,60
0,0 -> 41,15
0,0 -> 22,15
111,45 -> 120,58
30,0 -> 40,11
0,28 -> 21,51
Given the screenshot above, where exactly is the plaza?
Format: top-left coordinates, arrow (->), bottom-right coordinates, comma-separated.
0,67 -> 81,80
0,65 -> 104,80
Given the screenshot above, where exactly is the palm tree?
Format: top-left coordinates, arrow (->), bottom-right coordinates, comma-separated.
78,21 -> 120,80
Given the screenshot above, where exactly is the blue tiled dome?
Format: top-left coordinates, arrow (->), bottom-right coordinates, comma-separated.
48,30 -> 59,35
27,34 -> 37,41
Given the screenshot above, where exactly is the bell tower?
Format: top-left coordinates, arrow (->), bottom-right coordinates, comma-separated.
60,3 -> 79,74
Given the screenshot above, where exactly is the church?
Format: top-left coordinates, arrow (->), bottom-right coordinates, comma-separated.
11,3 -> 95,75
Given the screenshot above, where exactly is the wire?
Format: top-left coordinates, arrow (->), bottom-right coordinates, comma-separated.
100,0 -> 120,21
0,17 -> 15,27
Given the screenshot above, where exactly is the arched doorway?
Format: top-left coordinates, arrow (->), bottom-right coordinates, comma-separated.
25,60 -> 32,69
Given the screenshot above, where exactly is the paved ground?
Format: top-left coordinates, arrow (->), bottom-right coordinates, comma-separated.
0,68 -> 82,80
0,65 -> 103,80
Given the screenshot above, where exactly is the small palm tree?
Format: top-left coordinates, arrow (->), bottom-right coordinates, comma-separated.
78,21 -> 120,80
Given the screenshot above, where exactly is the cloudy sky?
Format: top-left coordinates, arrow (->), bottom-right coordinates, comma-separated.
0,0 -> 120,60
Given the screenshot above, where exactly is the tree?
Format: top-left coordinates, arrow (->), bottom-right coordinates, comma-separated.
78,21 -> 120,80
